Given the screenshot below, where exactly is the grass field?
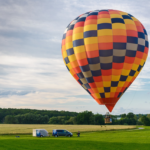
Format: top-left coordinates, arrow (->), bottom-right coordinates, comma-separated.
0,125 -> 150,150
0,124 -> 136,134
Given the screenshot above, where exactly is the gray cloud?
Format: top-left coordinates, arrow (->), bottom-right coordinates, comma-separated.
0,90 -> 35,97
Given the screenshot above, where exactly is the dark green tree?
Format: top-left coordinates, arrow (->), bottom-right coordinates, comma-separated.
127,112 -> 134,119
121,113 -> 126,118
48,116 -> 69,124
146,114 -> 150,120
65,117 -> 77,124
4,115 -> 18,124
76,111 -> 94,125
94,114 -> 104,125
48,117 -> 58,124
141,116 -> 150,126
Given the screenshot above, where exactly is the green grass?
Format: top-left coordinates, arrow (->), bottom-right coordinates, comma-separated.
0,126 -> 150,150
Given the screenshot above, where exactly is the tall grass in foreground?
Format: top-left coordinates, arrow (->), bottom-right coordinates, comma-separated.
0,124 -> 136,134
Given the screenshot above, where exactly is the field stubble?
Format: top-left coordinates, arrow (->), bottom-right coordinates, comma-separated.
0,124 -> 136,134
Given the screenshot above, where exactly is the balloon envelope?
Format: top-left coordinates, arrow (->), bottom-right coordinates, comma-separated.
61,10 -> 149,112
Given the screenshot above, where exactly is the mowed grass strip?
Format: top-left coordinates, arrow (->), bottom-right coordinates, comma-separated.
0,124 -> 136,134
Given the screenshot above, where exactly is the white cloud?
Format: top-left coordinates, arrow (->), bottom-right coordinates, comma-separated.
127,79 -> 146,91
49,36 -> 61,43
0,91 -> 92,110
0,53 -> 89,96
112,106 -> 150,115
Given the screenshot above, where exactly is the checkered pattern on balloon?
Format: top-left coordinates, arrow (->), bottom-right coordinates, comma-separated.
61,10 -> 149,112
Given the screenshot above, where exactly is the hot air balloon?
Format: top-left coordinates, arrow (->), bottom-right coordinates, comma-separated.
61,9 -> 149,112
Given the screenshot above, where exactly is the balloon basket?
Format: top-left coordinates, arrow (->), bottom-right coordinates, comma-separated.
105,118 -> 112,124
105,112 -> 112,124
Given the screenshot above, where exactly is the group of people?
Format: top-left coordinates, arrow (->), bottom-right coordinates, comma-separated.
105,115 -> 111,119
105,114 -> 112,123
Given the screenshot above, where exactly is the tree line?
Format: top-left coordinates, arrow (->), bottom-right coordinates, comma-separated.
2,110 -> 104,125
0,108 -> 150,126
0,108 -> 77,123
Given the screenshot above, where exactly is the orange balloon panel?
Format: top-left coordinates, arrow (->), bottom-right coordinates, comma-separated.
61,10 -> 149,112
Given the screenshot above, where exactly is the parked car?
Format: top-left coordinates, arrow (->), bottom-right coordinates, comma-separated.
52,129 -> 73,137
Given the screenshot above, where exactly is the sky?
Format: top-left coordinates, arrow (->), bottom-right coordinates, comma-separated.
0,0 -> 150,115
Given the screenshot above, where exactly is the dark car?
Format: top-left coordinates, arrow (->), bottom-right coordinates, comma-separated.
52,129 -> 73,137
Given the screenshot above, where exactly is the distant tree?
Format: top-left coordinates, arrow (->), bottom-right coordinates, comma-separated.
110,115 -> 119,125
43,115 -> 49,124
94,114 -> 104,125
136,121 -> 143,125
65,117 -> 77,124
121,114 -> 126,118
123,123 -> 128,125
76,111 -> 94,125
146,114 -> 150,120
48,116 -> 69,124
16,114 -> 23,123
141,116 -> 150,126
14,113 -> 49,124
119,117 -> 136,125
127,112 -> 134,119
137,114 -> 143,120
48,117 -> 58,124
4,115 -> 18,124
57,116 -> 65,124
134,115 -> 139,123
0,108 -> 78,123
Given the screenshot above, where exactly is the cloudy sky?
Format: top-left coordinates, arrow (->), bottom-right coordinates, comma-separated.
0,0 -> 150,115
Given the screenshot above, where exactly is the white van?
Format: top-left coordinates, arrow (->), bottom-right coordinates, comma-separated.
33,129 -> 49,137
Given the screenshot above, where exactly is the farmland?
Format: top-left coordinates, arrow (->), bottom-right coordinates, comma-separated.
0,124 -> 136,134
0,125 -> 150,150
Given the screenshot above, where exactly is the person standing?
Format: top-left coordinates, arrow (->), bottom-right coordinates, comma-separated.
77,131 -> 80,137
